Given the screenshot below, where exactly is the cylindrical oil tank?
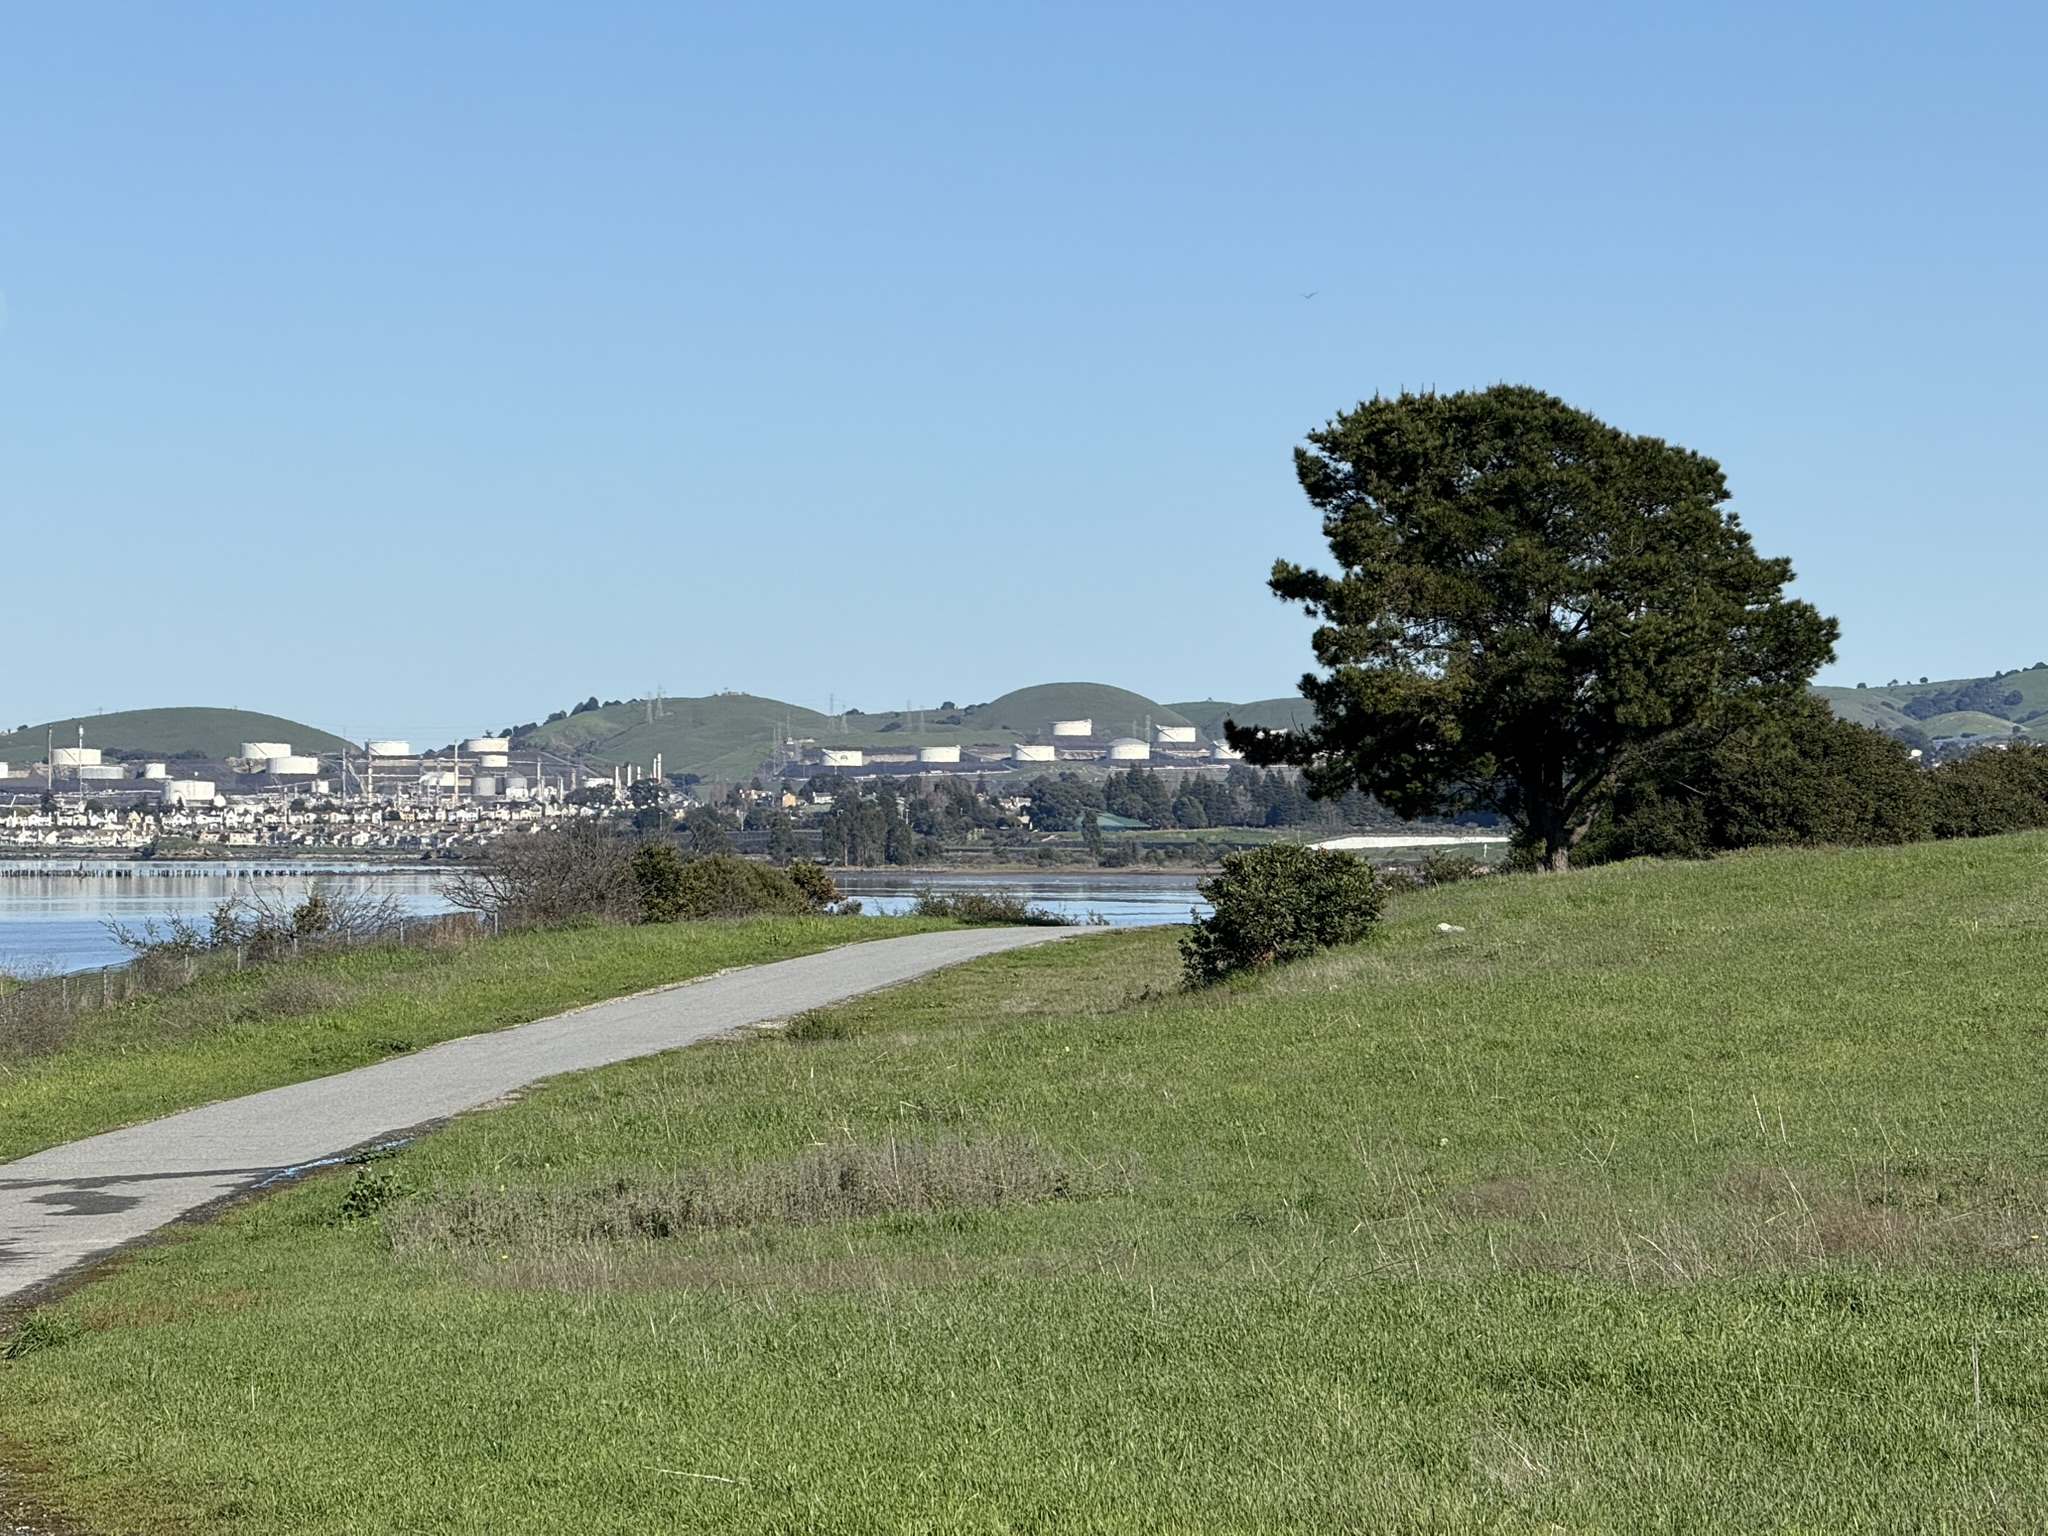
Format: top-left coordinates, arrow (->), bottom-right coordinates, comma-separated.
267,755 -> 322,776
77,764 -> 125,780
161,779 -> 216,805
1156,725 -> 1198,744
917,744 -> 961,763
470,775 -> 500,798
503,775 -> 531,799
1012,743 -> 1057,763
477,754 -> 509,769
822,748 -> 864,768
1106,738 -> 1151,761
142,762 -> 168,779
366,740 -> 412,757
240,741 -> 292,761
52,747 -> 102,768
1051,719 -> 1092,737
464,738 -> 510,756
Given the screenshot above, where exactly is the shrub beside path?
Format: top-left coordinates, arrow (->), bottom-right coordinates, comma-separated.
0,926 -> 1077,1304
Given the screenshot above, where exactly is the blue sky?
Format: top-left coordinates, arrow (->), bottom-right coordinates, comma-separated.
2,3 -> 2041,745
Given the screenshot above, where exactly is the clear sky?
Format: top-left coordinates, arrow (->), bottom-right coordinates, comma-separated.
2,3 -> 2041,745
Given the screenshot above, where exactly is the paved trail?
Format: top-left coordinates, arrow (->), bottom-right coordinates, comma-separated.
0,926 -> 1076,1302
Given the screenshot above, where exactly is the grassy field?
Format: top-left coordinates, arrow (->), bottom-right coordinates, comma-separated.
0,915 -> 944,1163
6,835 -> 2048,1531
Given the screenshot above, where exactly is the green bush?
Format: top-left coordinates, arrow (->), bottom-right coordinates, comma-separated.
785,860 -> 842,910
630,843 -> 690,923
909,888 -> 1072,926
632,852 -> 841,923
1180,845 -> 1382,986
1925,741 -> 2048,839
1580,695 -> 1930,863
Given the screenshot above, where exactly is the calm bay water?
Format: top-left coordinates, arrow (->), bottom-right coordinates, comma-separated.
0,861 -> 456,976
832,872 -> 1206,927
0,863 -> 1200,977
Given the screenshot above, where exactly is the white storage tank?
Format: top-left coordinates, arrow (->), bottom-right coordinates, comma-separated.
821,749 -> 864,768
1107,738 -> 1151,761
1051,719 -> 1092,738
366,740 -> 412,758
917,744 -> 961,763
420,770 -> 458,790
241,741 -> 292,761
77,764 -> 126,781
477,754 -> 509,769
1156,725 -> 1198,744
52,747 -> 102,768
470,775 -> 500,798
267,755 -> 322,776
1210,743 -> 1245,760
141,762 -> 168,779
161,779 -> 216,805
1012,743 -> 1058,763
503,775 -> 531,800
0,762 -> 9,778
464,738 -> 510,756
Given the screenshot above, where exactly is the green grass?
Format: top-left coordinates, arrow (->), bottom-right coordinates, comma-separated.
7,835 -> 2048,1531
0,915 -> 945,1162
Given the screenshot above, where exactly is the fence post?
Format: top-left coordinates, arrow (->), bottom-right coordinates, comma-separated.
101,967 -> 109,1007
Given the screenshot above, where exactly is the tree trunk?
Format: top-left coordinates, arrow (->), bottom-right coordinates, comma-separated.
1545,841 -> 1570,873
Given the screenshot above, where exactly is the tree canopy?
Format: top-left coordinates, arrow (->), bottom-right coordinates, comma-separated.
1231,385 -> 1837,869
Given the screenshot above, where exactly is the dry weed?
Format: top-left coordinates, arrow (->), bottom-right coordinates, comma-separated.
390,1133 -> 1132,1260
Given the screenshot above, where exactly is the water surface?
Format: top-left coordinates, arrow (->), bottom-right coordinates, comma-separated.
0,860 -> 456,976
831,871 -> 1205,928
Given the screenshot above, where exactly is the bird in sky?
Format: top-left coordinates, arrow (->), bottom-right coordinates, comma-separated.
1300,291 -> 1318,299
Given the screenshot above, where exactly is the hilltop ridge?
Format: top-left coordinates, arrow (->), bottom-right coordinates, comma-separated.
0,707 -> 354,764
12,667 -> 2041,786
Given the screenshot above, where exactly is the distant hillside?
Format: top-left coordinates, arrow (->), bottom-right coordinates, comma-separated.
0,707 -> 354,763
1166,697 -> 1314,738
1815,665 -> 2048,744
518,683 -> 1210,781
518,694 -> 839,783
961,684 -> 1193,739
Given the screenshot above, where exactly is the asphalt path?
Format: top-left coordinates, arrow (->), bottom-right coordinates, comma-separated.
0,926 -> 1079,1302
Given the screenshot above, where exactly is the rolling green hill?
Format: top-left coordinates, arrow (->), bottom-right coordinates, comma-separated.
960,683 -> 1192,739
519,694 -> 838,783
1814,664 -> 2048,742
520,684 -> 1211,780
0,707 -> 353,763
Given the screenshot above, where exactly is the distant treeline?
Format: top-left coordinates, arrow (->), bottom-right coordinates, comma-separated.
1024,764 -> 1396,833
